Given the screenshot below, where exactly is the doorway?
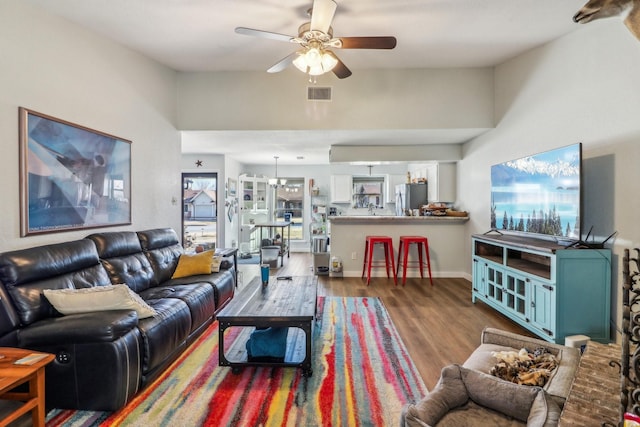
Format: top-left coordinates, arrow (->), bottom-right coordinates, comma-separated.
182,173 -> 217,253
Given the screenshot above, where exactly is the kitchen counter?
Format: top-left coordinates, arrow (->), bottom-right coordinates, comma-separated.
329,215 -> 468,223
328,214 -> 469,278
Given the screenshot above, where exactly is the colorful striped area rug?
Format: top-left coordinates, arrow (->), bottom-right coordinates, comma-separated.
46,296 -> 427,426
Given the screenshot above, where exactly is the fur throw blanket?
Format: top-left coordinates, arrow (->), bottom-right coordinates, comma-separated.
490,347 -> 558,387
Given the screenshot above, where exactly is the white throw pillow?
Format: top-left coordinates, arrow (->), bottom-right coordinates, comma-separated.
43,284 -> 157,319
211,256 -> 222,273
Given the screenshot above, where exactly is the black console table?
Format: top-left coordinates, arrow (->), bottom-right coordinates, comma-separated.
216,247 -> 239,287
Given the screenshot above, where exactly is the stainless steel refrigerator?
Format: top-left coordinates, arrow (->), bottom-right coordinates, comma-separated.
395,183 -> 428,215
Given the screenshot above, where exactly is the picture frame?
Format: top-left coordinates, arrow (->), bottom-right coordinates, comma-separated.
19,107 -> 132,236
227,178 -> 237,197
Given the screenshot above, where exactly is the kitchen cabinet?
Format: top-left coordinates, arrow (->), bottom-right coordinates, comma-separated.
407,162 -> 457,203
330,174 -> 352,203
385,174 -> 407,204
472,234 -> 611,344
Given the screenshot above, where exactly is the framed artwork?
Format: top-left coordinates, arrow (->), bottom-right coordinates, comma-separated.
19,107 -> 132,236
227,178 -> 237,197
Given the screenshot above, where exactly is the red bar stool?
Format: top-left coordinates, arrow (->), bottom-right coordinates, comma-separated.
361,235 -> 397,286
396,236 -> 433,286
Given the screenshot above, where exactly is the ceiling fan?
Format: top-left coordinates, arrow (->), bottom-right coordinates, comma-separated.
235,0 -> 397,79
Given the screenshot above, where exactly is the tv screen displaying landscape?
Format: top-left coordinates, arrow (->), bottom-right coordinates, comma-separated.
490,143 -> 582,239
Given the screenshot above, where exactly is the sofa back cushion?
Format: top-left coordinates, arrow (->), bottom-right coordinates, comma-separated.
86,231 -> 156,293
137,228 -> 184,285
0,239 -> 111,326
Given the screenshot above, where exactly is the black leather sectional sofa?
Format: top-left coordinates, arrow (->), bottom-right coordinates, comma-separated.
0,228 -> 235,411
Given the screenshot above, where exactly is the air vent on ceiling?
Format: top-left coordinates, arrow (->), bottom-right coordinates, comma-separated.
307,86 -> 332,101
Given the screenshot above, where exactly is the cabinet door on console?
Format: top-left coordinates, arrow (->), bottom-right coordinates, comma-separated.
530,279 -> 555,339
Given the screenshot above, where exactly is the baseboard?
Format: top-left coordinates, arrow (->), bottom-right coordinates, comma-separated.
341,270 -> 469,279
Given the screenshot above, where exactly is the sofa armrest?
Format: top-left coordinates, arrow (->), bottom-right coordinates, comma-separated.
18,310 -> 139,346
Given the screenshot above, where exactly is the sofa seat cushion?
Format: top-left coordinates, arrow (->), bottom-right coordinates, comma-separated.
402,365 -> 560,427
165,269 -> 235,312
43,285 -> 157,319
18,310 -> 139,346
137,298 -> 192,373
140,284 -> 215,333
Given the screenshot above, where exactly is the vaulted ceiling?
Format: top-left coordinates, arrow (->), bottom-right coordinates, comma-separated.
27,0 -> 591,164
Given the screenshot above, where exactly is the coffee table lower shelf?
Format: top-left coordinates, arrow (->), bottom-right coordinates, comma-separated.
218,322 -> 314,377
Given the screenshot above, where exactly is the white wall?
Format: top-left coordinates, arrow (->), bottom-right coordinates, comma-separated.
459,20 -> 640,339
0,2 -> 180,251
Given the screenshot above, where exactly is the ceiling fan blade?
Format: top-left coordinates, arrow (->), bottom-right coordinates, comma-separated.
235,27 -> 295,43
327,52 -> 352,79
310,0 -> 337,33
337,36 -> 397,50
267,52 -> 297,73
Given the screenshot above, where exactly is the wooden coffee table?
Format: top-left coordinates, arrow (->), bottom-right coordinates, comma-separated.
0,348 -> 54,427
217,275 -> 318,376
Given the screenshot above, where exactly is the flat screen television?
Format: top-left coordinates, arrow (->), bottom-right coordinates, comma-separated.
490,143 -> 582,241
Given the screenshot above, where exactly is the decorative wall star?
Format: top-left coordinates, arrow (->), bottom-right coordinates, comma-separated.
195,160 -> 203,167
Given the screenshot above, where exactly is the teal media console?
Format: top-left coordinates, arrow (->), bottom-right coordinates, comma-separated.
472,234 -> 611,344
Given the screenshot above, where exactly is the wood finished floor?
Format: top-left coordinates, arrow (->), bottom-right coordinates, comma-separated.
273,252 -> 534,390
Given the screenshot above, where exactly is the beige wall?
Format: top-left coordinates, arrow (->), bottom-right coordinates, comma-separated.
0,1 -> 180,250
176,68 -> 494,131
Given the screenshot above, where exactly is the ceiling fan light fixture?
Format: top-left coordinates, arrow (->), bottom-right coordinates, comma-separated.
236,0 -> 396,80
321,50 -> 338,71
305,47 -> 322,67
293,52 -> 309,73
293,47 -> 337,76
308,63 -> 325,76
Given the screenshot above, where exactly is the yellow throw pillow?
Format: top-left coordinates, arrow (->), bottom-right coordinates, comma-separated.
172,250 -> 215,279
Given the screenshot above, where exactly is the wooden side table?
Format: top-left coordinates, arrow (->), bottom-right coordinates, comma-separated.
0,348 -> 55,427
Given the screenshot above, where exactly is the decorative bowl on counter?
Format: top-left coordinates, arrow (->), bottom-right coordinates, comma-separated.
422,203 -> 448,216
